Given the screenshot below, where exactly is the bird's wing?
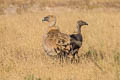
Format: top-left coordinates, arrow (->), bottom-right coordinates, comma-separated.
43,29 -> 72,56
56,32 -> 71,52
70,34 -> 78,40
70,33 -> 82,41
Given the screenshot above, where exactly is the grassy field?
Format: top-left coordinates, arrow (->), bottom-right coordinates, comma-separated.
0,0 -> 120,15
0,0 -> 120,80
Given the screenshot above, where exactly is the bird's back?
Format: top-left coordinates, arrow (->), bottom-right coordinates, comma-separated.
43,28 -> 71,56
70,33 -> 83,42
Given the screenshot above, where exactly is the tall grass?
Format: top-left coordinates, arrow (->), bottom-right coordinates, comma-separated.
0,0 -> 120,80
0,0 -> 120,15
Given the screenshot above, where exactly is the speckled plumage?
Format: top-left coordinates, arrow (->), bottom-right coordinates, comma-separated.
42,15 -> 72,62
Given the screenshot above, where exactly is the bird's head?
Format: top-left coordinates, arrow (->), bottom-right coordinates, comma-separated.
75,20 -> 88,33
77,20 -> 88,27
42,15 -> 56,27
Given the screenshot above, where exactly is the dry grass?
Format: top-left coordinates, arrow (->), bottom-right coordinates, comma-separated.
0,0 -> 120,80
0,0 -> 120,15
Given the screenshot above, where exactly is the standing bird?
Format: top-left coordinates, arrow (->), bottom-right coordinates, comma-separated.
70,20 -> 88,63
42,15 -> 72,62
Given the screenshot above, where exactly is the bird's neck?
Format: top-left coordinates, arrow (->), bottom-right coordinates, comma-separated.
76,25 -> 82,34
48,20 -> 56,27
77,27 -> 81,34
47,20 -> 59,31
47,25 -> 59,33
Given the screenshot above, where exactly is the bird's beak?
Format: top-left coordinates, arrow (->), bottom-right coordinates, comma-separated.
85,22 -> 88,25
42,16 -> 49,22
42,18 -> 45,22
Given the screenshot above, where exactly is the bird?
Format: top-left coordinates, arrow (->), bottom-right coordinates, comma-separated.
42,15 -> 72,62
69,20 -> 88,63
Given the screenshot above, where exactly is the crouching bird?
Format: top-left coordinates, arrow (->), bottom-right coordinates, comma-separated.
42,15 -> 72,63
70,20 -> 88,63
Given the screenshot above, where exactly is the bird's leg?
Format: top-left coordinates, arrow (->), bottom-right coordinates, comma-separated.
74,52 -> 80,63
58,53 -> 62,63
71,55 -> 75,64
61,52 -> 64,63
69,46 -> 74,63
69,50 -> 75,63
60,54 -> 63,63
71,49 -> 80,63
55,47 -> 63,63
58,50 -> 64,64
64,51 -> 70,63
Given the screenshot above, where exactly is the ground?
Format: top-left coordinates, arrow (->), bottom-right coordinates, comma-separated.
0,0 -> 120,80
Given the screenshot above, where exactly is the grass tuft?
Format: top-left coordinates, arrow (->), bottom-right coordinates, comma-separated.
24,74 -> 41,80
114,52 -> 120,65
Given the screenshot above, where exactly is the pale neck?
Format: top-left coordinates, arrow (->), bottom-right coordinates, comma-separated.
76,24 -> 82,34
48,18 -> 56,27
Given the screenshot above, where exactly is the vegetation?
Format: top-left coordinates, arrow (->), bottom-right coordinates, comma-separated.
0,0 -> 120,80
